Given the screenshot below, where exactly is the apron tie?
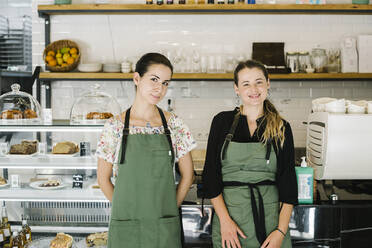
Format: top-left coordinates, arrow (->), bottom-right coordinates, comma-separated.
223,180 -> 276,245
120,106 -> 175,165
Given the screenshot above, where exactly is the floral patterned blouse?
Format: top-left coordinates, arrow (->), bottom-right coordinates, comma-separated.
96,113 -> 197,177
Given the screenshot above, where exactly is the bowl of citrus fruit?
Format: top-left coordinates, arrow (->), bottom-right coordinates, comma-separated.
43,40 -> 80,72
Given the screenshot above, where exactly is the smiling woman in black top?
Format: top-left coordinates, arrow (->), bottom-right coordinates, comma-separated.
202,60 -> 298,248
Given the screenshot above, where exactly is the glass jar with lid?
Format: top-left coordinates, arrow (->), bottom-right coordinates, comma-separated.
70,84 -> 121,125
311,48 -> 328,73
298,52 -> 311,73
286,52 -> 299,73
0,83 -> 42,125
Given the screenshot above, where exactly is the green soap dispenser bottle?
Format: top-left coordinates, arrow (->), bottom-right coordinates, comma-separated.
295,156 -> 314,204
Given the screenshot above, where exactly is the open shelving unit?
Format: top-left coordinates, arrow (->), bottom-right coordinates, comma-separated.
39,71 -> 372,81
38,4 -> 372,15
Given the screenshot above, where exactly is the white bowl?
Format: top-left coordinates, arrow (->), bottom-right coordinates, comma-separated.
78,63 -> 102,72
325,98 -> 346,109
325,105 -> 346,113
312,97 -> 337,112
305,68 -> 315,73
368,101 -> 372,114
121,68 -> 131,73
348,103 -> 366,114
103,63 -> 121,72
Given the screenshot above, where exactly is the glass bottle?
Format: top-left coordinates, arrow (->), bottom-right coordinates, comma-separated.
298,51 -> 310,73
286,52 -> 299,73
0,219 -> 4,245
21,220 -> 31,245
1,206 -> 11,241
311,48 -> 327,73
9,231 -> 23,248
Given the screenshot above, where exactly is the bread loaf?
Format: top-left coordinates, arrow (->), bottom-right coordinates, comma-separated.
9,140 -> 37,154
52,142 -> 78,154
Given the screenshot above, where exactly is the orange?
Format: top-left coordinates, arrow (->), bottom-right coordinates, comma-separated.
48,59 -> 57,67
47,50 -> 55,57
45,55 -> 54,62
66,57 -> 74,65
61,63 -> 68,67
70,47 -> 78,55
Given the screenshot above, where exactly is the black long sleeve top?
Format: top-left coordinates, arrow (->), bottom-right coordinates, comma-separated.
202,108 -> 298,205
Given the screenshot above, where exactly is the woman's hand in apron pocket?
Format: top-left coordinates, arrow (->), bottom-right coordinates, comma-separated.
260,229 -> 284,248
220,217 -> 247,248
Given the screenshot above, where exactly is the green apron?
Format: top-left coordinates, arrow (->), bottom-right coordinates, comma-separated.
108,107 -> 181,248
212,112 -> 292,248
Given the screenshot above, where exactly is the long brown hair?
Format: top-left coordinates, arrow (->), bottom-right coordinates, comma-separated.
234,60 -> 285,148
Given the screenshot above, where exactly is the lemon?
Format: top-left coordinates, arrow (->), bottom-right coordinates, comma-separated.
63,53 -> 70,62
56,53 -> 62,58
57,57 -> 63,65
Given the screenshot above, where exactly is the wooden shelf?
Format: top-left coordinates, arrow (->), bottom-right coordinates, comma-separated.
38,4 -> 372,16
39,72 -> 372,81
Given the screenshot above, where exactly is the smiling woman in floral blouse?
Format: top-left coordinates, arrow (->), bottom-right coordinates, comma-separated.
96,53 -> 196,248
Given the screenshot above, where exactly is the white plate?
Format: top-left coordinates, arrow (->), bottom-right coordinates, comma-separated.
26,237 -> 78,248
46,152 -> 79,158
29,180 -> 67,190
76,239 -> 107,248
70,119 -> 108,125
5,153 -> 37,158
0,183 -> 9,188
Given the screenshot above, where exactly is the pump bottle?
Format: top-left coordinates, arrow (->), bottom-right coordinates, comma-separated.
295,156 -> 314,204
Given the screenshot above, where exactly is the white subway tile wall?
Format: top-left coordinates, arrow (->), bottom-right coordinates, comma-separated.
31,0 -> 372,149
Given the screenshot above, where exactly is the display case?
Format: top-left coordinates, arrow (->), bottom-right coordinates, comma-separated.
0,123 -> 214,247
70,84 -> 121,125
0,122 -> 110,246
0,83 -> 42,125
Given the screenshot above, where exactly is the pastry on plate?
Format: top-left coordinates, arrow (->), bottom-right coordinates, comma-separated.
39,179 -> 61,187
1,110 -> 23,119
23,109 -> 38,119
52,142 -> 78,154
50,233 -> 73,248
86,112 -> 113,120
86,231 -> 108,247
0,177 -> 7,185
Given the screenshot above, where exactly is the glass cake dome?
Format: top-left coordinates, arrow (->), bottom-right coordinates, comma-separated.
70,84 -> 121,125
0,83 -> 42,124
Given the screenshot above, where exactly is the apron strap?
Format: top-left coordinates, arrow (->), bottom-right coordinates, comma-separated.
221,109 -> 241,161
157,106 -> 175,165
120,106 -> 174,164
223,180 -> 276,245
265,138 -> 272,165
119,107 -> 131,164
